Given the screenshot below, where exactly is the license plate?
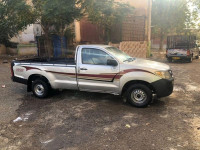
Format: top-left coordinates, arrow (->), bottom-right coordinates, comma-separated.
172,57 -> 180,60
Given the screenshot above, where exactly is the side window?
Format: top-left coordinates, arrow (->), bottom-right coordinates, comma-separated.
82,48 -> 113,65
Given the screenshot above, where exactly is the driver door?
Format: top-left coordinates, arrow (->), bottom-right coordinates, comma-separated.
77,48 -> 120,94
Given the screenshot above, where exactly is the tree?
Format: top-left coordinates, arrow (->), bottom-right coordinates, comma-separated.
189,0 -> 200,27
32,0 -> 84,57
152,0 -> 191,50
84,0 -> 134,43
0,0 -> 35,45
32,0 -> 133,57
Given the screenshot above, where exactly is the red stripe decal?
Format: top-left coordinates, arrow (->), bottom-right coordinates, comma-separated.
46,71 -> 76,76
21,66 -> 154,82
114,69 -> 154,80
22,66 -> 41,71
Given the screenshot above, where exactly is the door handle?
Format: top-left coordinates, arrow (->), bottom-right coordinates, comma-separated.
80,68 -> 88,71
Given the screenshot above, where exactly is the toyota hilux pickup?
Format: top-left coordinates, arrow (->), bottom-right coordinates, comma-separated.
11,45 -> 174,107
166,35 -> 199,62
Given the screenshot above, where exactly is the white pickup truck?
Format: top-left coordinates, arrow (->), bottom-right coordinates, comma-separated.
11,45 -> 174,107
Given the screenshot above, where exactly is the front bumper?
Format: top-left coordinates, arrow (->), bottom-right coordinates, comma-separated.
151,78 -> 174,98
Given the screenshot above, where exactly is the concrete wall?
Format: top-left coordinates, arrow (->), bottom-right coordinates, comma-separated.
7,48 -> 18,55
75,20 -> 81,43
11,24 -> 35,44
0,44 -> 6,54
17,44 -> 37,56
151,43 -> 167,49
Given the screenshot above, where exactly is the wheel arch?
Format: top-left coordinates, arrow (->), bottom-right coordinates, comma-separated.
121,80 -> 156,96
27,74 -> 51,92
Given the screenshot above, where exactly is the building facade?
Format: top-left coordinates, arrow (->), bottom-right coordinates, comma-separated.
75,0 -> 152,58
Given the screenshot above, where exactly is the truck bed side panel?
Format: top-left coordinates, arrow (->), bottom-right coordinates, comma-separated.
13,63 -> 78,90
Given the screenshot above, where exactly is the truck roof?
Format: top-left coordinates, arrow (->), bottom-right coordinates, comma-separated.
78,45 -> 112,48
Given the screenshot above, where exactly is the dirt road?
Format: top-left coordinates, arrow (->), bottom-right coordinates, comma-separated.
0,58 -> 200,150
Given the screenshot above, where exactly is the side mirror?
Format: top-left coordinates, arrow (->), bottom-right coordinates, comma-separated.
107,59 -> 118,66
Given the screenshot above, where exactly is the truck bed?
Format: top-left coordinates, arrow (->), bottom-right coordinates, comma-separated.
14,57 -> 76,65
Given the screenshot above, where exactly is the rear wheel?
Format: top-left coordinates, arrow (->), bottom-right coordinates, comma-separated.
126,84 -> 152,108
32,79 -> 49,98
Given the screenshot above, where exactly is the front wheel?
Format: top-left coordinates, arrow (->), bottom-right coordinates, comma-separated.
126,84 -> 152,108
32,79 -> 49,98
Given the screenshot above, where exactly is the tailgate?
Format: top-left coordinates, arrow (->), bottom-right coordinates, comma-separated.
167,49 -> 187,56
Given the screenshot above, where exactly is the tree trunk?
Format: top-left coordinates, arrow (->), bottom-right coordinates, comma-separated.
60,33 -> 65,57
159,30 -> 164,51
60,23 -> 65,57
105,27 -> 111,43
42,25 -> 53,58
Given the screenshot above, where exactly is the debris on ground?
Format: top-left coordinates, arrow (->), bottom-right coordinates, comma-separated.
2,85 -> 6,88
13,117 -> 23,123
125,124 -> 131,128
197,127 -> 200,130
41,139 -> 54,144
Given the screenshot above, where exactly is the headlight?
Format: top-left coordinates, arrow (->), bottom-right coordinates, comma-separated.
155,71 -> 172,79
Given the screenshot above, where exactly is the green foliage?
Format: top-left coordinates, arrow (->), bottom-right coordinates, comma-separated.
32,0 -> 133,55
152,0 -> 190,34
84,0 -> 134,42
152,0 -> 191,50
32,0 -> 83,34
0,0 -> 35,44
32,0 -> 84,56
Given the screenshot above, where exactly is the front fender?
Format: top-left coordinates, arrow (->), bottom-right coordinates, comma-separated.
119,71 -> 160,94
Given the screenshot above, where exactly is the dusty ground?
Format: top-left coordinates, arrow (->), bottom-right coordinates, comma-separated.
0,56 -> 200,150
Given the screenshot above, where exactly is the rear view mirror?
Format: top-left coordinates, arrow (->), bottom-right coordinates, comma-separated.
107,59 -> 118,66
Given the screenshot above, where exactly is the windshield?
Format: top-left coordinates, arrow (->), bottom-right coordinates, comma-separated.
105,47 -> 135,62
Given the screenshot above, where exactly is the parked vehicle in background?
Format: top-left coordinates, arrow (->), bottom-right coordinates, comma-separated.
11,45 -> 174,108
166,35 -> 199,62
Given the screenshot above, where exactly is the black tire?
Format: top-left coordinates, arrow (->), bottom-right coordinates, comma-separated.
196,55 -> 199,59
126,84 -> 152,108
32,79 -> 49,98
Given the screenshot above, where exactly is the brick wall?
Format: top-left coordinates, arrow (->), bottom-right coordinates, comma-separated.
122,16 -> 146,41
108,42 -> 120,49
120,41 -> 147,58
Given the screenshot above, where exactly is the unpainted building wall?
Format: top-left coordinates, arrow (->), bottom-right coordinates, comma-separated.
79,19 -> 104,43
0,44 -> 6,54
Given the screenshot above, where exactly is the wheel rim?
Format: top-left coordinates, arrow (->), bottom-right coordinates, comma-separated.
34,84 -> 44,96
131,89 -> 147,104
